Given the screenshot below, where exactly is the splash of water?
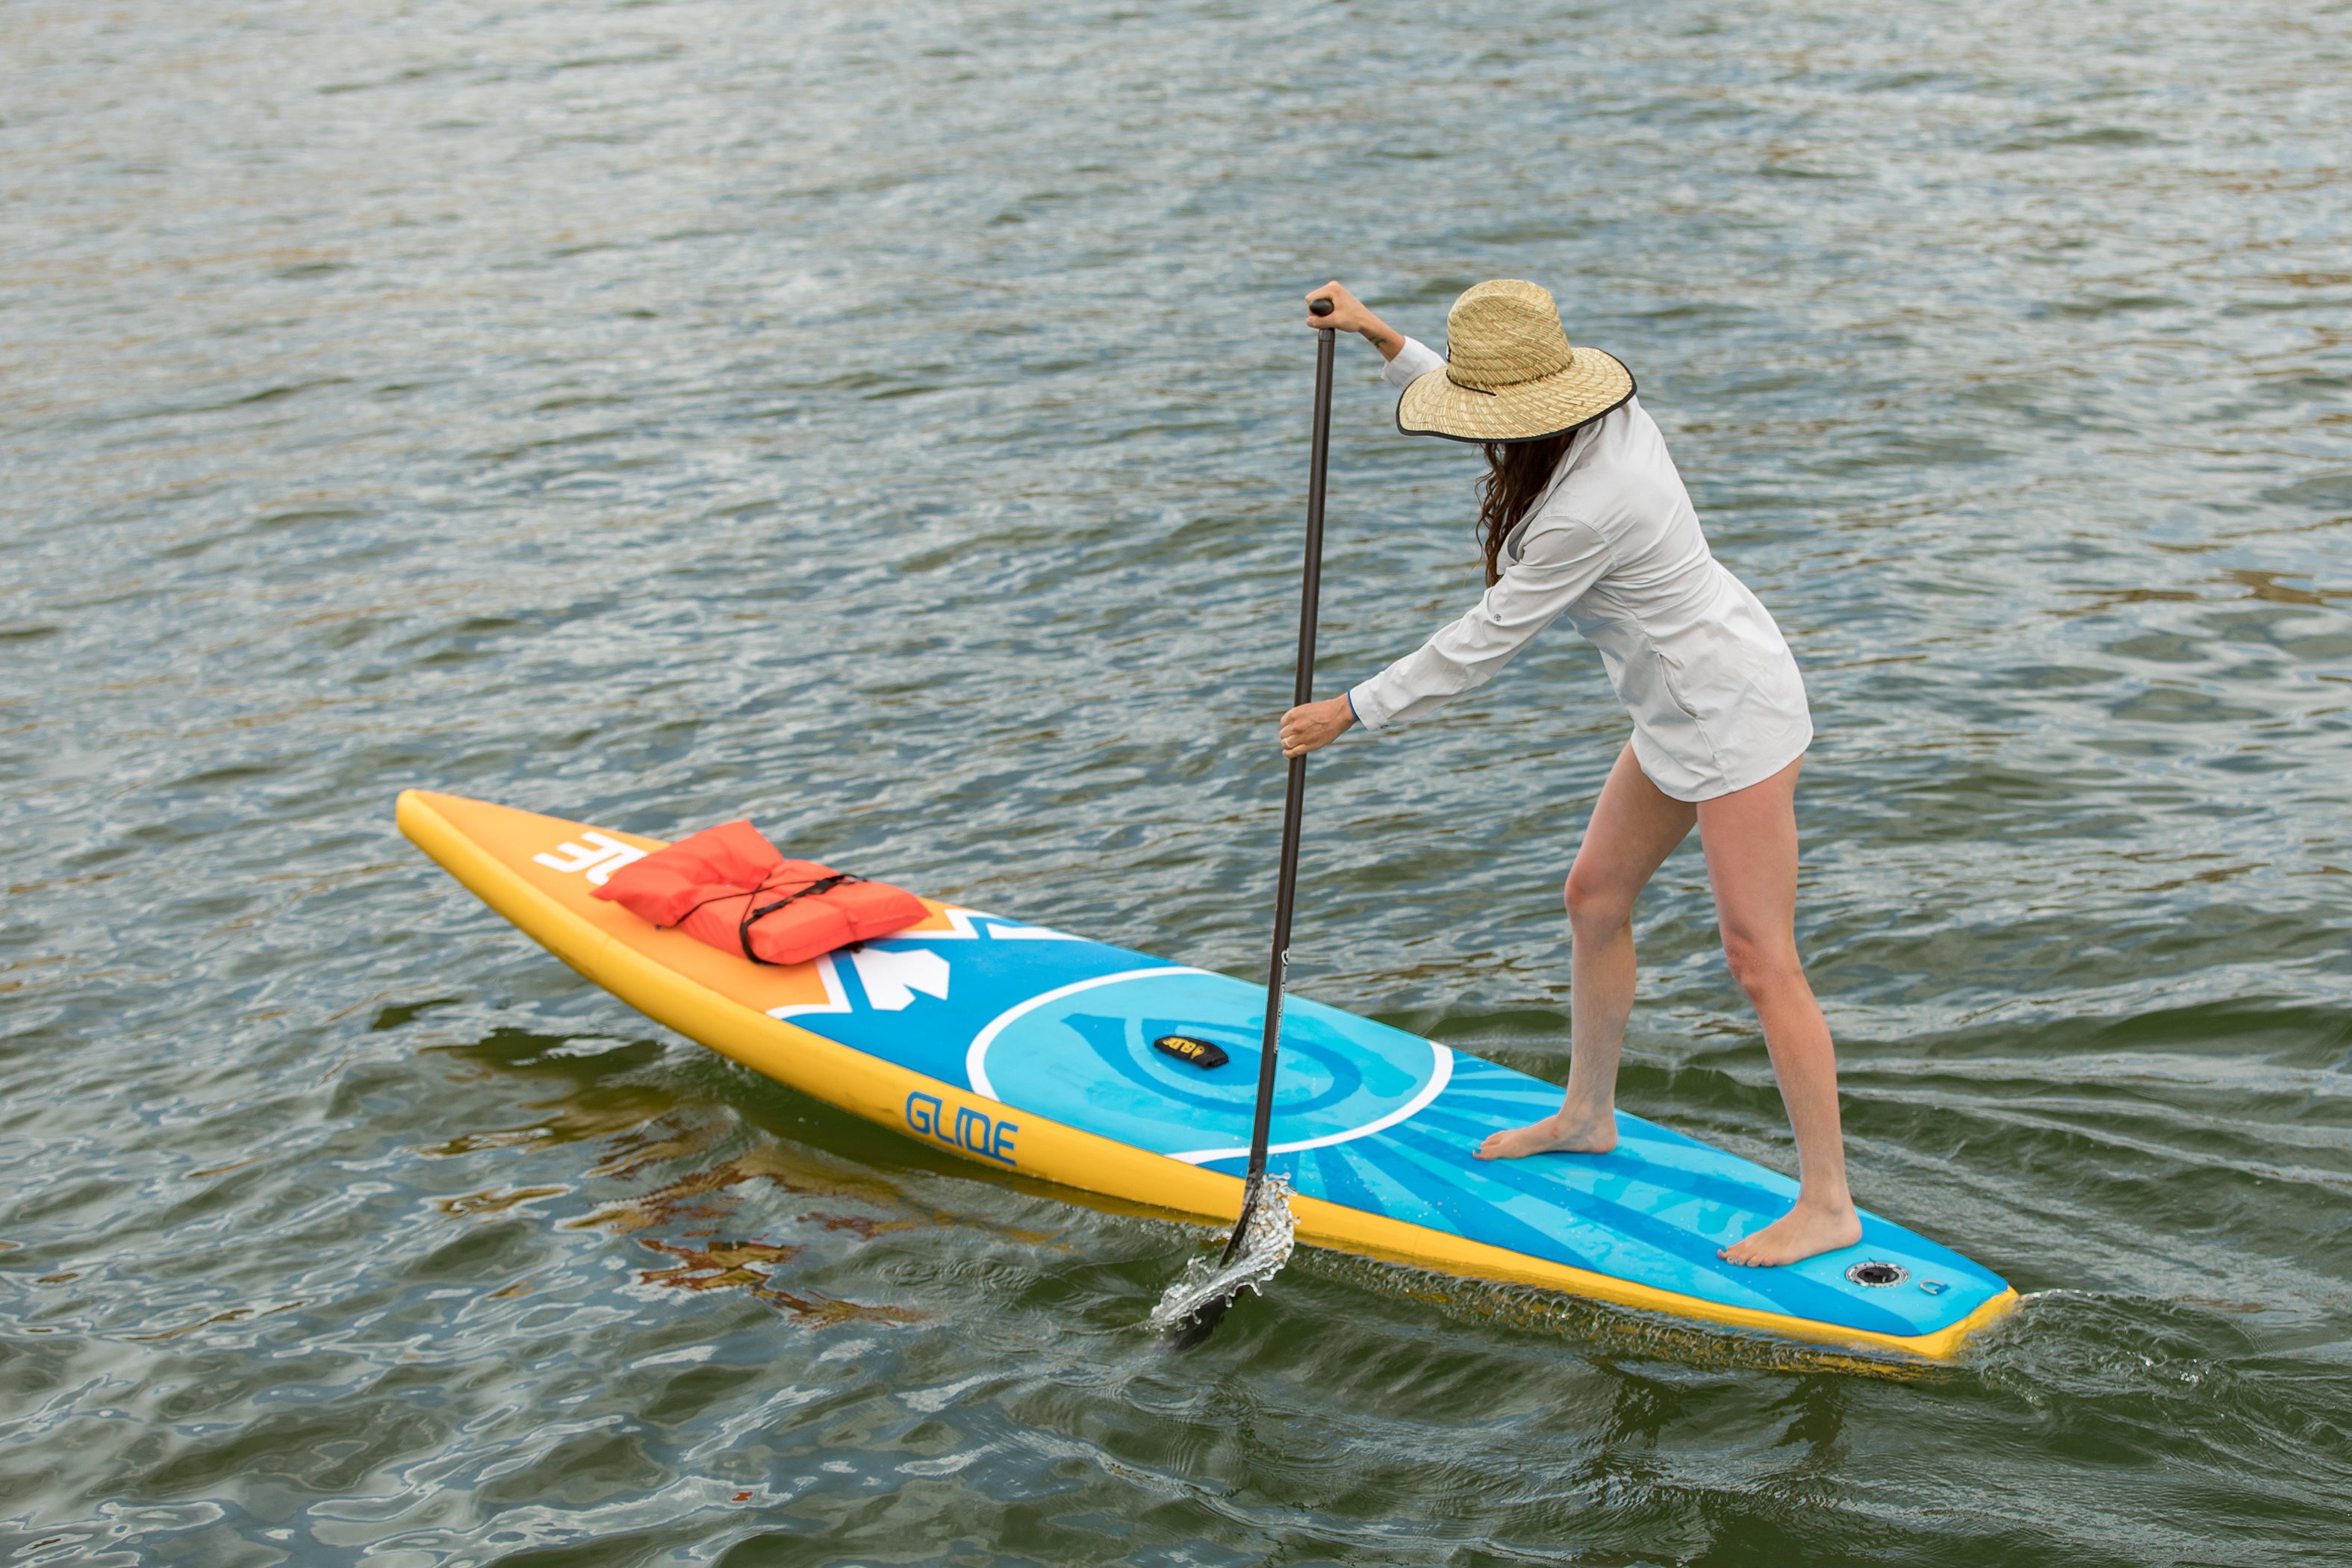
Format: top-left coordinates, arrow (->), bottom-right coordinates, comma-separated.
1147,1173 -> 1298,1331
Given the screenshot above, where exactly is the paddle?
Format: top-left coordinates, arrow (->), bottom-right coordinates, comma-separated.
1177,293 -> 1338,1337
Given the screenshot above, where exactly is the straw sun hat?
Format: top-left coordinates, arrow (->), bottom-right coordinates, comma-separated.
1396,279 -> 1635,444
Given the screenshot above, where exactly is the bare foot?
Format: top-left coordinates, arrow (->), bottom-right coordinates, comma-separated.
1717,1199 -> 1863,1267
1475,1111 -> 1617,1160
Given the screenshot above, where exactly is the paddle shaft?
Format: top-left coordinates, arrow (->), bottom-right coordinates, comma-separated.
1221,299 -> 1337,1266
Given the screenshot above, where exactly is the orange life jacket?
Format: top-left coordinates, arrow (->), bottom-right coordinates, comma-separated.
592,819 -> 927,966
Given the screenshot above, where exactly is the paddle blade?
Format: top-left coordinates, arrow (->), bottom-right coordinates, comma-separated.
1148,1173 -> 1298,1338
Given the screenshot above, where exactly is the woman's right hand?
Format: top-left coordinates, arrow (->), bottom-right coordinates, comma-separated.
1304,282 -> 1405,361
1279,694 -> 1357,757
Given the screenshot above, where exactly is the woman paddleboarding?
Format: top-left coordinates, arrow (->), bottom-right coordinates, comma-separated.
1281,279 -> 1857,1269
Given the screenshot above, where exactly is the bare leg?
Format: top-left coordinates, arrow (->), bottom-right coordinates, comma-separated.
1478,747 -> 1694,1160
1699,756 -> 1861,1266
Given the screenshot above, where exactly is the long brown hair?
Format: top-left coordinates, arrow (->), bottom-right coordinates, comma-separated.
1474,431 -> 1576,585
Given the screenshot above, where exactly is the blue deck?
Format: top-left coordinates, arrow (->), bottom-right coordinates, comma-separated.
771,909 -> 2008,1340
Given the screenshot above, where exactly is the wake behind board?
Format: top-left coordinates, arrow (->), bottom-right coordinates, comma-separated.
398,791 -> 2017,1359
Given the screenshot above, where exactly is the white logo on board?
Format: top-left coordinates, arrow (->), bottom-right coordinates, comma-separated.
532,832 -> 646,886
850,946 -> 951,1010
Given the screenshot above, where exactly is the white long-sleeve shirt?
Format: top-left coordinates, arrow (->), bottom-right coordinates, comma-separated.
1347,337 -> 1812,803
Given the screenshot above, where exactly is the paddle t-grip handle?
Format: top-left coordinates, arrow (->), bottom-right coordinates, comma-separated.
1309,296 -> 1335,318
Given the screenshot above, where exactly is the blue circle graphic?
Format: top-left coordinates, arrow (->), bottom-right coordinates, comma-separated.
971,969 -> 1443,1157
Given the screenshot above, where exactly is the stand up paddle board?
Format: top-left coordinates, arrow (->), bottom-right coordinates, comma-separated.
398,790 -> 2017,1358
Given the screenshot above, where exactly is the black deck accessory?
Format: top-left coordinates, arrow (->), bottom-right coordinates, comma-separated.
1152,1034 -> 1231,1070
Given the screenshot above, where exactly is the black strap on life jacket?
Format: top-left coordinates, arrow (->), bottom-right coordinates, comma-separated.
665,869 -> 865,965
737,872 -> 860,965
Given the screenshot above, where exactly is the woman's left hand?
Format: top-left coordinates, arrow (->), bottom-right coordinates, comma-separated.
1279,694 -> 1356,757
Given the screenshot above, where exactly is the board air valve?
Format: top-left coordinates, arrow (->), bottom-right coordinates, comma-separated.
1844,1260 -> 1909,1288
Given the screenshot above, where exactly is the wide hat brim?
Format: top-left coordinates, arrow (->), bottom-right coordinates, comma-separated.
1397,346 -> 1636,444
